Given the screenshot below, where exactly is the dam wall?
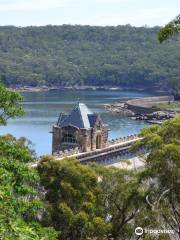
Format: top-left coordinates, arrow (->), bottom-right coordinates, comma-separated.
126,95 -> 174,114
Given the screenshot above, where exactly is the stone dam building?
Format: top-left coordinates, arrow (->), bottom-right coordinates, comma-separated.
52,103 -> 108,154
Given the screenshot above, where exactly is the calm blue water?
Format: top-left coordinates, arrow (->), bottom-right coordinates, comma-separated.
0,90 -> 152,156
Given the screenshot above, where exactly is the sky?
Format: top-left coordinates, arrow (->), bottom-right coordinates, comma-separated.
0,0 -> 179,27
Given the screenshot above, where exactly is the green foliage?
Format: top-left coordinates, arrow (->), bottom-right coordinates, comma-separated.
158,13 -> 180,97
38,157 -> 147,239
0,25 -> 179,89
0,134 -> 58,239
38,157 -> 111,240
91,164 -> 145,239
1,83 -> 179,239
158,14 -> 180,43
150,101 -> 180,110
1,117 -> 179,239
137,117 -> 180,238
0,84 -> 24,125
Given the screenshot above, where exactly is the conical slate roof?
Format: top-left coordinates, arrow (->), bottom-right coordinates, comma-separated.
57,103 -> 98,129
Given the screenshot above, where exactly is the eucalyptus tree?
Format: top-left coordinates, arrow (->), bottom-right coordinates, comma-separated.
38,157 -> 111,240
0,134 -> 58,239
0,85 -> 57,239
134,117 -> 180,239
91,164 -> 146,240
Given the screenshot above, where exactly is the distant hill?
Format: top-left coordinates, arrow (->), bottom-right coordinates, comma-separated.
0,25 -> 179,89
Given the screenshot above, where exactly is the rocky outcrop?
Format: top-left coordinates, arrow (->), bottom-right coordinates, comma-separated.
104,95 -> 178,123
134,111 -> 176,124
104,103 -> 135,116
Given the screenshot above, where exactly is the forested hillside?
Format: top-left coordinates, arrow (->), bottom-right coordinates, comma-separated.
0,25 -> 179,89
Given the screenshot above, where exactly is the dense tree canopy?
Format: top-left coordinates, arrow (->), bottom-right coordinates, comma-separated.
38,157 -> 111,240
0,25 -> 179,90
38,156 -> 147,239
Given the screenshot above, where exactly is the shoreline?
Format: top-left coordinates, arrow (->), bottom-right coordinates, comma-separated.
9,85 -> 169,94
104,95 -> 180,124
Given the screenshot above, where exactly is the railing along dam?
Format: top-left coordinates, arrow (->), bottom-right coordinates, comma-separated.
56,135 -> 143,166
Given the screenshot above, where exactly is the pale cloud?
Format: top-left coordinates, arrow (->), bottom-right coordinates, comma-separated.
96,0 -> 131,2
0,0 -> 74,11
135,8 -> 180,26
0,0 -> 179,26
85,7 -> 180,27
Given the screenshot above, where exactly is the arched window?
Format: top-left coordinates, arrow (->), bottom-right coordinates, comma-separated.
96,135 -> 101,149
62,133 -> 77,143
97,125 -> 101,130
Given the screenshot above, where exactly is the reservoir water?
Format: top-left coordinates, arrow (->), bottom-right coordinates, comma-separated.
0,90 -> 152,156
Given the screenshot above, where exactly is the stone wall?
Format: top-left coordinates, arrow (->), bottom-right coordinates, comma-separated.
52,126 -> 61,154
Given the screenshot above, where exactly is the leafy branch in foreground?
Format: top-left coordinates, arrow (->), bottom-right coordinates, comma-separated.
158,14 -> 180,43
0,85 -> 57,239
0,84 -> 24,125
0,134 -> 58,239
